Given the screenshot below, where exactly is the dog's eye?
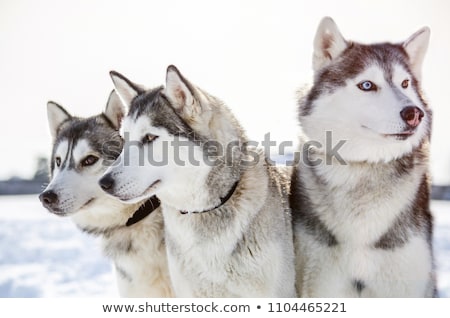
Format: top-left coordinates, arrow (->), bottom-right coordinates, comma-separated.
81,155 -> 99,167
401,79 -> 409,89
357,81 -> 377,92
142,134 -> 158,144
55,157 -> 61,167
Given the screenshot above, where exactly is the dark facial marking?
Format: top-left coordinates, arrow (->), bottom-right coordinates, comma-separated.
128,86 -> 207,145
290,166 -> 338,247
51,115 -> 123,175
352,279 -> 366,295
300,42 -> 413,117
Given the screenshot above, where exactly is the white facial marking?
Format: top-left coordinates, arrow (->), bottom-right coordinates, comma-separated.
42,138 -> 111,215
103,114 -> 211,208
53,140 -> 69,172
301,64 -> 428,163
72,139 -> 101,171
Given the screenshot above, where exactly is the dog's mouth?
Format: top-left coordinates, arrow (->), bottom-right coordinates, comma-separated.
382,130 -> 416,140
361,125 -> 416,140
47,208 -> 69,217
43,205 -> 71,217
120,179 -> 161,203
44,198 -> 95,217
143,179 -> 161,197
80,198 -> 95,209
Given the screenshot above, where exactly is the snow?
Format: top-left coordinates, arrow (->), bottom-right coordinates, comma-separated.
0,195 -> 449,298
0,195 -> 117,297
432,200 -> 450,296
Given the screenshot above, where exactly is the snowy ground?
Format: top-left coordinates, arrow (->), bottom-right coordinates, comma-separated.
0,195 -> 117,297
0,195 -> 449,298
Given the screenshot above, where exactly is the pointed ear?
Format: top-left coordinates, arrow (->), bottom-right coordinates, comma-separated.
402,27 -> 430,80
313,17 -> 348,72
104,90 -> 125,130
109,71 -> 143,108
46,101 -> 71,140
163,65 -> 198,115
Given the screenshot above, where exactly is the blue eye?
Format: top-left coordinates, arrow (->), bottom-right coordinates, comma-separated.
357,81 -> 377,91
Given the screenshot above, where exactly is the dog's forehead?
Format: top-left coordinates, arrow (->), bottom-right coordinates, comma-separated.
72,139 -> 92,161
125,87 -> 198,140
353,63 -> 409,82
128,86 -> 164,119
58,115 -> 108,140
315,42 -> 412,92
122,115 -> 152,139
54,139 -> 69,158
54,115 -> 122,158
392,63 -> 410,80
353,65 -> 386,81
339,43 -> 409,80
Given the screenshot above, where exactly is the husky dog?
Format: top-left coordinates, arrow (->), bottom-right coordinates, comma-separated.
39,92 -> 173,297
99,65 -> 296,297
290,17 -> 435,297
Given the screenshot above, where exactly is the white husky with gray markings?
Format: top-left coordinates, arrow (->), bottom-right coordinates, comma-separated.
291,17 -> 436,297
40,92 -> 173,297
100,66 -> 296,297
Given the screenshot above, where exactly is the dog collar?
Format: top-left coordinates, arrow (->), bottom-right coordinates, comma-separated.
180,180 -> 239,215
126,195 -> 161,226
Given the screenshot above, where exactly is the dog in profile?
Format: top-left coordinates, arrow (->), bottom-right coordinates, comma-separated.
99,65 -> 297,297
39,91 -> 173,297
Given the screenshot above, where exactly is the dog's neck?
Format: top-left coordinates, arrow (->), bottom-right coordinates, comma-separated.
126,195 -> 161,226
179,180 -> 239,214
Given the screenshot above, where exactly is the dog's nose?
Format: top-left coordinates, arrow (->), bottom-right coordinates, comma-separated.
400,106 -> 424,128
39,190 -> 58,206
99,174 -> 115,192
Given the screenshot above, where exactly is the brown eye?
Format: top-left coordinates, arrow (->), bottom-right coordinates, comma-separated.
81,155 -> 99,167
401,79 -> 409,89
55,157 -> 61,167
142,134 -> 158,144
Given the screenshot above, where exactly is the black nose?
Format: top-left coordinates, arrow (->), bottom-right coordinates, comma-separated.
39,190 -> 58,206
99,174 -> 115,192
400,106 -> 424,128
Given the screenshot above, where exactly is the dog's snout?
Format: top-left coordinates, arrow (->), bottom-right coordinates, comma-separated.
400,106 -> 424,128
39,190 -> 58,206
99,173 -> 115,192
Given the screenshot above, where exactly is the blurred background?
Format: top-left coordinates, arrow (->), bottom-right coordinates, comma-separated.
0,0 -> 449,297
1,0 -> 450,187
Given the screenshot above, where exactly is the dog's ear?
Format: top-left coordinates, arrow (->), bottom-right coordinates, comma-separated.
164,65 -> 200,117
110,71 -> 143,107
47,101 -> 71,140
104,90 -> 125,130
402,27 -> 430,81
313,17 -> 348,72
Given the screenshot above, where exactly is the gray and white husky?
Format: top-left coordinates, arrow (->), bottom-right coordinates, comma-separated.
39,91 -> 173,297
290,17 -> 436,297
99,65 -> 296,297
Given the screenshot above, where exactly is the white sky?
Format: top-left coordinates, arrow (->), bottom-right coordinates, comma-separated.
1,0 -> 449,184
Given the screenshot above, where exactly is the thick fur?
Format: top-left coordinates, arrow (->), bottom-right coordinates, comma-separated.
101,66 -> 296,297
291,17 -> 436,297
39,92 -> 173,297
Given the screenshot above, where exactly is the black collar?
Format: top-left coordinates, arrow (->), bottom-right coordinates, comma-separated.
126,195 -> 161,226
180,180 -> 239,214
